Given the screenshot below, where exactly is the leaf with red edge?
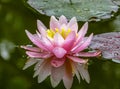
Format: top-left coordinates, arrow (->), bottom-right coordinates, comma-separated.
89,32 -> 120,63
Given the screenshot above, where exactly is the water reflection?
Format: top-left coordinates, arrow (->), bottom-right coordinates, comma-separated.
0,40 -> 15,60
110,15 -> 120,31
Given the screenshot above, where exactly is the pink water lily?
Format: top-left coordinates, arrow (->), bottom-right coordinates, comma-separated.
21,15 -> 101,89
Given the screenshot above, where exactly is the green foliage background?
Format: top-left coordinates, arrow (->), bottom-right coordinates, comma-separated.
0,0 -> 120,89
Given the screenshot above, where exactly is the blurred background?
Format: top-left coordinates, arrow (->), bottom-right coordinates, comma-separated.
0,0 -> 120,89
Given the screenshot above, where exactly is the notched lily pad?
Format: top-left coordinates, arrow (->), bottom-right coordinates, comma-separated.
89,32 -> 120,63
27,0 -> 119,21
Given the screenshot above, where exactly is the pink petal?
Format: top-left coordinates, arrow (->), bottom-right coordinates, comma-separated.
60,24 -> 67,31
33,60 -> 45,77
37,20 -> 47,30
77,64 -> 90,83
21,45 -> 41,52
52,47 -> 67,58
67,17 -> 78,33
23,58 -> 38,70
51,57 -> 65,67
74,50 -> 101,57
63,31 -> 76,51
25,30 -> 48,51
36,31 -> 42,38
67,56 -> 87,63
72,62 -> 80,83
50,16 -> 60,30
37,60 -> 51,83
26,51 -> 52,59
63,61 -> 73,89
59,15 -> 67,25
50,65 -> 65,87
75,22 -> 88,45
78,22 -> 88,36
75,68 -> 80,83
41,36 -> 54,51
34,60 -> 44,71
54,33 -> 64,46
37,20 -> 47,36
72,33 -> 93,53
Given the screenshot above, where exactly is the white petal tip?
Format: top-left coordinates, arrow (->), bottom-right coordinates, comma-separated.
51,16 -> 56,19
72,17 -> 77,20
86,79 -> 90,84
85,22 -> 88,25
25,30 -> 31,35
23,66 -> 27,70
89,33 -> 93,38
37,19 -> 40,22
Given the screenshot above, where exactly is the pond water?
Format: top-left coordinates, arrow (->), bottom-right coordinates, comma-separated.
0,0 -> 120,89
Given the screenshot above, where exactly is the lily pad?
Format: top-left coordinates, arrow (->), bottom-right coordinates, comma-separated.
89,32 -> 120,63
113,0 -> 120,6
27,0 -> 119,21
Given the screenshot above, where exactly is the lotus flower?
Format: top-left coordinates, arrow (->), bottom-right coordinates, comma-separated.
21,15 -> 101,89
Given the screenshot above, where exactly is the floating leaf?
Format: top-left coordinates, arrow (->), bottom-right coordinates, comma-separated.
89,32 -> 120,63
27,0 -> 119,21
113,0 -> 120,6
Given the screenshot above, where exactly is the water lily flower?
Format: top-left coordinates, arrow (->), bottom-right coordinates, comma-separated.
21,15 -> 101,89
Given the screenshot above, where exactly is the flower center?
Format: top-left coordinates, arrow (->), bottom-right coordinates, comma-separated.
46,28 -> 71,39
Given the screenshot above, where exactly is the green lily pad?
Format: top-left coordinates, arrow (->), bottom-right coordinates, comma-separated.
113,0 -> 120,6
27,0 -> 119,21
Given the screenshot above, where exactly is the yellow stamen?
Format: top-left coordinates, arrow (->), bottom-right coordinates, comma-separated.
46,28 -> 72,39
55,28 -> 59,32
65,28 -> 71,37
46,29 -> 55,38
61,28 -> 65,38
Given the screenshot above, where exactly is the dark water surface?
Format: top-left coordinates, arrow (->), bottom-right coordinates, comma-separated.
0,0 -> 120,89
